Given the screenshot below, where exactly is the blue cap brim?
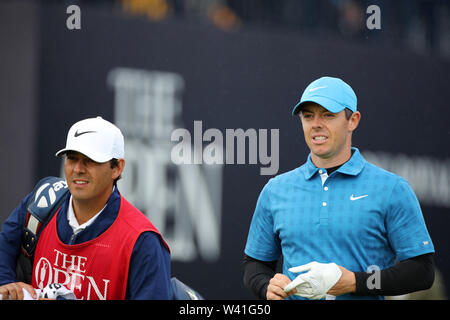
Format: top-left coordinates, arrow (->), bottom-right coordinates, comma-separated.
292,96 -> 349,115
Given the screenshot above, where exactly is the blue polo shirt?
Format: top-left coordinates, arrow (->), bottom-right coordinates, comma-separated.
244,148 -> 434,300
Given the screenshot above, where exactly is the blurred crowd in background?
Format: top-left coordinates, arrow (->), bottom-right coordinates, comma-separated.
58,0 -> 450,59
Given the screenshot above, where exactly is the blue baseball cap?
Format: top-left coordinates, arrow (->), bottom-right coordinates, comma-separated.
292,76 -> 357,115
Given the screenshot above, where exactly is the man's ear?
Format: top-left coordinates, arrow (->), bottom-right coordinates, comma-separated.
348,111 -> 361,132
112,159 -> 125,180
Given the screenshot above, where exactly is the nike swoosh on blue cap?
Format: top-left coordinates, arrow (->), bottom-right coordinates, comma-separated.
292,76 -> 357,115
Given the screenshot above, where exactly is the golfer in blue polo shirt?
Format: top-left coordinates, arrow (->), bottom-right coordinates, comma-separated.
243,76 -> 435,300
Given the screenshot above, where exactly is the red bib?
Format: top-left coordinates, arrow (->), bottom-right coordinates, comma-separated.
32,196 -> 169,300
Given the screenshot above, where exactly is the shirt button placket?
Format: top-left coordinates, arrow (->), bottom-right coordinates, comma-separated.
320,181 -> 330,225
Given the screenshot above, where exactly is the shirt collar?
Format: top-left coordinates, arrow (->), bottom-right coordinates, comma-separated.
301,147 -> 366,180
67,186 -> 115,234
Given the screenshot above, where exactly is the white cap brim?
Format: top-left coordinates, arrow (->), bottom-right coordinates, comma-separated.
55,147 -> 113,163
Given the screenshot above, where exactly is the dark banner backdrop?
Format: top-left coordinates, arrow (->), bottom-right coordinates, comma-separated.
3,3 -> 448,299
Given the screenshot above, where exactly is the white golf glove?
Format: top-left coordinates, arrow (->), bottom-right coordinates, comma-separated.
0,283 -> 76,300
39,283 -> 77,300
284,261 -> 342,300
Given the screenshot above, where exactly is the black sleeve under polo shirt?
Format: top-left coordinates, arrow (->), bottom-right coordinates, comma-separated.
242,253 -> 435,299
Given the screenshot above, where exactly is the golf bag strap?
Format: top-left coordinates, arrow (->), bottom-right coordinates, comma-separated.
21,177 -> 69,258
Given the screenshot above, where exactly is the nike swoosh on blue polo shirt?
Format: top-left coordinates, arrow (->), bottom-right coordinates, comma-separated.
244,147 -> 434,300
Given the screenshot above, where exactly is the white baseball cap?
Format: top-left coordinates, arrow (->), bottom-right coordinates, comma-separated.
55,116 -> 124,163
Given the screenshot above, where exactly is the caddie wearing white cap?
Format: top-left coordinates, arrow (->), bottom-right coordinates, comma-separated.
0,117 -> 171,300
243,76 -> 435,300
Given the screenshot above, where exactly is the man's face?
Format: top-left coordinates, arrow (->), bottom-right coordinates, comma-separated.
64,151 -> 122,205
299,102 -> 360,165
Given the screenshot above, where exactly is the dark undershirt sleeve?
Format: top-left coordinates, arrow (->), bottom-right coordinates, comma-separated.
354,253 -> 435,296
242,254 -> 277,300
243,253 -> 435,299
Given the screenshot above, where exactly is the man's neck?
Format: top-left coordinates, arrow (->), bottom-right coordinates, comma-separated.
311,148 -> 353,170
72,187 -> 114,225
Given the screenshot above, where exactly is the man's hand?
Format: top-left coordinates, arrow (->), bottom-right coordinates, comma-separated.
327,265 -> 356,296
284,261 -> 346,299
266,273 -> 297,300
0,282 -> 37,300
